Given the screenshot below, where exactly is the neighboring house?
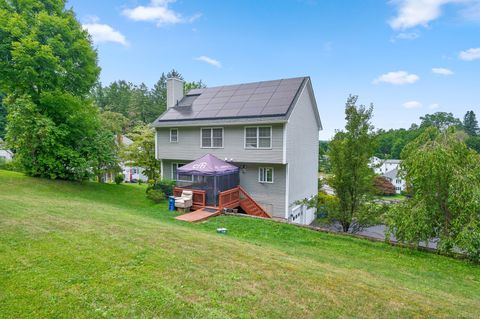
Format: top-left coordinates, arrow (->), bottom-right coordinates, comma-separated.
103,135 -> 148,183
0,139 -> 13,162
370,157 -> 405,194
153,76 -> 322,225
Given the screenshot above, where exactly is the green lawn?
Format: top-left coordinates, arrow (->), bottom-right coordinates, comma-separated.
0,170 -> 479,318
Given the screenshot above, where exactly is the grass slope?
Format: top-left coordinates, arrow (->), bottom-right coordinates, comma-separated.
0,170 -> 479,318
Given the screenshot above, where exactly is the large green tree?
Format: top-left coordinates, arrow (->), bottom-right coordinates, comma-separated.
463,110 -> 479,136
0,0 -> 112,180
386,128 -> 480,261
420,112 -> 461,131
327,96 -> 377,232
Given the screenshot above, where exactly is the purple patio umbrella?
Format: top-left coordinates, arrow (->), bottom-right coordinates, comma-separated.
177,154 -> 239,176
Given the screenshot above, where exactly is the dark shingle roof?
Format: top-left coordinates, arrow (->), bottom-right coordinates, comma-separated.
155,77 -> 307,123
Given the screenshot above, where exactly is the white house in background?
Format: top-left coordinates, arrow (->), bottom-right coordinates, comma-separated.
102,136 -> 148,183
0,149 -> 13,162
153,76 -> 321,225
370,157 -> 406,194
119,136 -> 148,183
0,139 -> 13,162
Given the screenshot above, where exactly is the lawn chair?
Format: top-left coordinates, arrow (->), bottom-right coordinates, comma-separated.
174,190 -> 193,211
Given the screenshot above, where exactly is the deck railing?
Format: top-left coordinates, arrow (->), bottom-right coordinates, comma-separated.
218,187 -> 241,210
174,187 -> 206,209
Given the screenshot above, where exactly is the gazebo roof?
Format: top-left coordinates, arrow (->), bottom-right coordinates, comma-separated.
177,154 -> 239,176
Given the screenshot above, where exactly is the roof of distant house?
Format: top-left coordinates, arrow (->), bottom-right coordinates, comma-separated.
153,76 -> 321,127
383,168 -> 399,180
121,135 -> 133,146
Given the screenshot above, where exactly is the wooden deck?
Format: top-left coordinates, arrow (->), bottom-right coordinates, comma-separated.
174,186 -> 271,223
175,207 -> 221,223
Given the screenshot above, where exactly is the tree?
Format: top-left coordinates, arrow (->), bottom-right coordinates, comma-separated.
100,111 -> 129,147
88,128 -> 120,183
463,110 -> 479,136
386,128 -> 480,261
327,95 -> 377,232
0,0 -> 110,180
0,95 -> 6,139
122,125 -> 160,181
466,136 -> 480,154
373,176 -> 396,196
184,80 -> 206,93
420,112 -> 461,131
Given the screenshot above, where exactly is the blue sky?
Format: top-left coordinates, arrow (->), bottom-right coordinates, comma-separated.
69,0 -> 480,139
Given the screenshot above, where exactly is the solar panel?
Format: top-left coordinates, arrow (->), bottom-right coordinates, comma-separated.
158,77 -> 306,121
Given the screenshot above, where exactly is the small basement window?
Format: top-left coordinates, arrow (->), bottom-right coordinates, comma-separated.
258,167 -> 274,183
170,128 -> 178,143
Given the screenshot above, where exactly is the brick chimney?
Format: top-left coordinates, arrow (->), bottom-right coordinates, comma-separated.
167,77 -> 185,109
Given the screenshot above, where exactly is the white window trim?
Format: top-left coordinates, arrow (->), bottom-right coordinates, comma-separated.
258,167 -> 274,184
172,163 -> 194,182
244,126 -> 272,150
200,127 -> 224,149
170,128 -> 178,143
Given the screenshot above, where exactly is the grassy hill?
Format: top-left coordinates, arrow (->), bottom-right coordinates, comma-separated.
0,170 -> 479,318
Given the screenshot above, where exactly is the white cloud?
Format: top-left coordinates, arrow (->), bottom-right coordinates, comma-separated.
389,0 -> 452,30
429,103 -> 440,109
432,67 -> 453,75
403,101 -> 423,109
388,0 -> 480,30
396,31 -> 420,40
459,47 -> 480,61
195,56 -> 222,68
82,21 -> 128,46
373,71 -> 419,85
122,0 -> 200,27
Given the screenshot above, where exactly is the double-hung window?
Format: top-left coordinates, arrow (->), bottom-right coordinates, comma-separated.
201,128 -> 223,148
172,163 -> 193,182
245,126 -> 272,149
170,128 -> 178,143
258,167 -> 274,183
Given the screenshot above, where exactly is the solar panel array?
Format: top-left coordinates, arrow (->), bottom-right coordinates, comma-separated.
158,77 -> 305,121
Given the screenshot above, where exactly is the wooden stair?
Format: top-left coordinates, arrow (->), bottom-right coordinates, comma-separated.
237,187 -> 271,218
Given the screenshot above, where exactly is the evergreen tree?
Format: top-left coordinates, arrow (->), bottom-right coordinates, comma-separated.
463,110 -> 479,136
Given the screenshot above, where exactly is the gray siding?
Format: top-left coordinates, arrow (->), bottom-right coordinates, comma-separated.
161,160 -> 286,218
285,83 -> 320,219
237,163 -> 286,218
156,124 -> 284,164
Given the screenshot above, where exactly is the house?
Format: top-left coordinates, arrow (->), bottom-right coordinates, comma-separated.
153,76 -> 322,225
0,139 -> 13,162
370,157 -> 405,194
102,135 -> 148,183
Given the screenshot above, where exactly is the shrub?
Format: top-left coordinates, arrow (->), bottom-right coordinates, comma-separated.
146,188 -> 166,203
316,192 -> 338,218
373,176 -> 396,196
151,179 -> 176,196
114,174 -> 124,185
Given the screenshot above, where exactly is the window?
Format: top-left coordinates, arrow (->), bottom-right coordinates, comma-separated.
201,128 -> 223,148
245,126 -> 272,149
395,187 -> 401,191
258,167 -> 274,183
396,179 -> 402,184
172,163 -> 193,181
170,128 -> 178,143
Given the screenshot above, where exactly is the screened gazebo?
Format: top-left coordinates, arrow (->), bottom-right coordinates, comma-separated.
176,154 -> 240,207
